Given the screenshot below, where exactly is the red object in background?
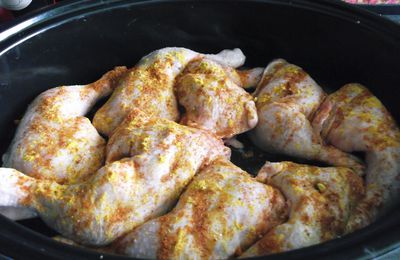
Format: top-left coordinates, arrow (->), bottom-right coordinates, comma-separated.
345,0 -> 400,3
0,8 -> 14,23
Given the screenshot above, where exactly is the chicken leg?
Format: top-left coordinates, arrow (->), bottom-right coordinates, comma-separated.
112,158 -> 286,259
312,83 -> 400,231
0,110 -> 229,246
241,161 -> 364,257
250,59 -> 364,174
2,67 -> 127,183
1,66 -> 127,220
93,47 -> 246,136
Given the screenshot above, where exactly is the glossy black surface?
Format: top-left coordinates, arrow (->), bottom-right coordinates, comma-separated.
0,0 -> 399,259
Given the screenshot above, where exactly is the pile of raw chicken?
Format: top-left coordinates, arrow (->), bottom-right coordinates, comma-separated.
0,47 -> 399,259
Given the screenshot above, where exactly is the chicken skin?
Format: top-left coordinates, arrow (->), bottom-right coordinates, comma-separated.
241,161 -> 364,257
175,58 -> 260,139
250,59 -> 364,175
0,67 -> 127,220
112,158 -> 286,260
2,66 -> 126,184
312,83 -> 400,231
93,47 -> 246,136
0,110 -> 229,246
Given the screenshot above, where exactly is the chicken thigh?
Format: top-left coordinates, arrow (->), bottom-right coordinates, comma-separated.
250,59 -> 364,174
0,110 -> 229,246
312,83 -> 400,231
241,161 -> 364,257
175,58 -> 260,139
112,158 -> 286,260
93,47 -> 246,136
1,67 -> 126,220
2,67 -> 126,184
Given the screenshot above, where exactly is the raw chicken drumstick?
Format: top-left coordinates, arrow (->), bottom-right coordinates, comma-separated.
93,47 -> 246,136
241,161 -> 364,257
250,59 -> 364,174
1,67 -> 127,220
312,83 -> 400,231
112,158 -> 286,260
0,110 -> 229,246
175,58 -> 261,138
2,67 -> 127,184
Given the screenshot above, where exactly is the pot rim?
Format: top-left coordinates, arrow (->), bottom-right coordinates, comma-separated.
0,1 -> 399,259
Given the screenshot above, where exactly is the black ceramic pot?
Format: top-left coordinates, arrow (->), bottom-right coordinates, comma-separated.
0,0 -> 399,259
